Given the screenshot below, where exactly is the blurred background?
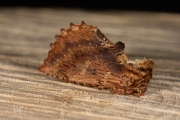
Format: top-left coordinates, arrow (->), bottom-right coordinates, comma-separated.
1,0 -> 180,13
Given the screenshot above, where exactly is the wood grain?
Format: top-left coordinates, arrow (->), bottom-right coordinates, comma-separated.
0,8 -> 180,120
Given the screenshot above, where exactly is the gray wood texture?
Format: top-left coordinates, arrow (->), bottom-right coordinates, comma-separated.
0,8 -> 180,120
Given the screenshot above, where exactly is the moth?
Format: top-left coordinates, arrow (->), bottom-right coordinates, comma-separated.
39,21 -> 154,96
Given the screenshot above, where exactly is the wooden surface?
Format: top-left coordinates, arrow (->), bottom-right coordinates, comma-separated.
0,8 -> 180,120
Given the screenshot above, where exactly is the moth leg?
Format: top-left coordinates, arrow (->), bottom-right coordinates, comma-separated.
132,87 -> 147,97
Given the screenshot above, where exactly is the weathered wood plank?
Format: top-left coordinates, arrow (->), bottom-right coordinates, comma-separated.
0,8 -> 180,120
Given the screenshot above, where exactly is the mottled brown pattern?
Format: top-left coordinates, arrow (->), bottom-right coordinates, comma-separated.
39,21 -> 154,96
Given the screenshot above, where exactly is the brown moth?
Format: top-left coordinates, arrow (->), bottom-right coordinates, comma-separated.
39,21 -> 154,96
